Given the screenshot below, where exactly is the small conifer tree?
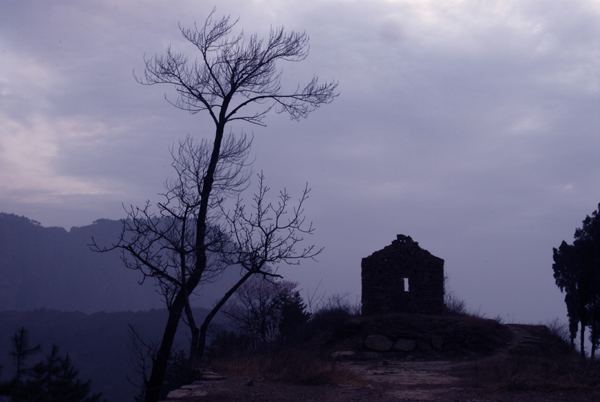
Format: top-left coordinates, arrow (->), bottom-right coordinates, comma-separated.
0,328 -> 103,402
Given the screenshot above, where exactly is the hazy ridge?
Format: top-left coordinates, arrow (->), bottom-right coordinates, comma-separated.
0,212 -> 242,313
0,212 -> 240,401
0,213 -> 162,312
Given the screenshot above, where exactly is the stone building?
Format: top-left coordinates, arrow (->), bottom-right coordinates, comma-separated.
361,235 -> 444,315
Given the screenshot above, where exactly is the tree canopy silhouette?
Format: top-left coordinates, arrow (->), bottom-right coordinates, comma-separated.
553,203 -> 600,357
0,327 -> 102,402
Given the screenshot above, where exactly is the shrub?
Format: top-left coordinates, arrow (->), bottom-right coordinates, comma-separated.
209,291 -> 362,386
221,278 -> 310,349
444,291 -> 468,316
458,351 -> 591,391
545,318 -> 572,349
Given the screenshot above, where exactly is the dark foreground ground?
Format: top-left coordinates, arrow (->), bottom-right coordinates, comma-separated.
162,315 -> 600,402
164,360 -> 600,402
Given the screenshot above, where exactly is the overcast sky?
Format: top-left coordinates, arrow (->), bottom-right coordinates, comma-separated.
1,0 -> 599,324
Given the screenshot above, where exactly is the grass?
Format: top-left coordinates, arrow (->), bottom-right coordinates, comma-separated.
457,352 -> 600,391
444,297 -> 599,393
208,292 -> 596,395
210,345 -> 362,385
444,291 -> 504,323
455,318 -> 599,392
207,301 -> 364,386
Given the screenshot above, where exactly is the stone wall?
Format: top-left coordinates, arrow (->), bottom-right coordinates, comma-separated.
361,235 -> 444,315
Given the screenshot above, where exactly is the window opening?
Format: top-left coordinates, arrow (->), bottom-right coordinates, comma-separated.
403,278 -> 409,292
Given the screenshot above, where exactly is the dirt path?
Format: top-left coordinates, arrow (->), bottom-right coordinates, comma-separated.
340,360 -> 461,401
167,359 -> 466,401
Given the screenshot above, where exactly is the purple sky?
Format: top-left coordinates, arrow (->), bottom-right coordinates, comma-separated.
2,0 -> 600,324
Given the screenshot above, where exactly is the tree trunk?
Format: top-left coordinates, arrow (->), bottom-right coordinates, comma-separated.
184,298 -> 200,371
144,294 -> 185,402
592,322 -> 597,361
591,316 -> 597,360
195,271 -> 255,361
580,322 -> 586,358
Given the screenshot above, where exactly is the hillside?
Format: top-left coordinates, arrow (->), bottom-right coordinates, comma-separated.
164,314 -> 594,402
0,213 -> 244,312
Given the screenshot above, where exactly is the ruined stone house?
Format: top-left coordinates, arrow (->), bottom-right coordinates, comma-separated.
361,235 -> 444,315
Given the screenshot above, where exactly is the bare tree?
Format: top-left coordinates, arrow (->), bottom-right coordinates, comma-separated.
194,172 -> 322,360
221,277 -> 299,348
94,10 -> 336,402
94,140 -> 321,399
139,11 -> 337,124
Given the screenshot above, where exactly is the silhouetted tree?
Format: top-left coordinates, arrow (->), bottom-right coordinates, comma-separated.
0,327 -> 41,401
220,276 -> 310,351
0,328 -> 102,402
95,141 -> 320,399
221,277 -> 301,348
575,206 -> 600,358
278,289 -> 311,346
94,9 -> 336,401
9,328 -> 41,386
553,241 -> 586,352
553,203 -> 600,358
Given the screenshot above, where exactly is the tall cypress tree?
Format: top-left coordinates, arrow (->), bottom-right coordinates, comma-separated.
553,203 -> 600,358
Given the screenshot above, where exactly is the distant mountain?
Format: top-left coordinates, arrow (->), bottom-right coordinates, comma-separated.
0,213 -> 243,313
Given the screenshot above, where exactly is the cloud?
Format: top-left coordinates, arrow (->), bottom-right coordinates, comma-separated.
0,113 -> 121,202
0,0 -> 599,323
